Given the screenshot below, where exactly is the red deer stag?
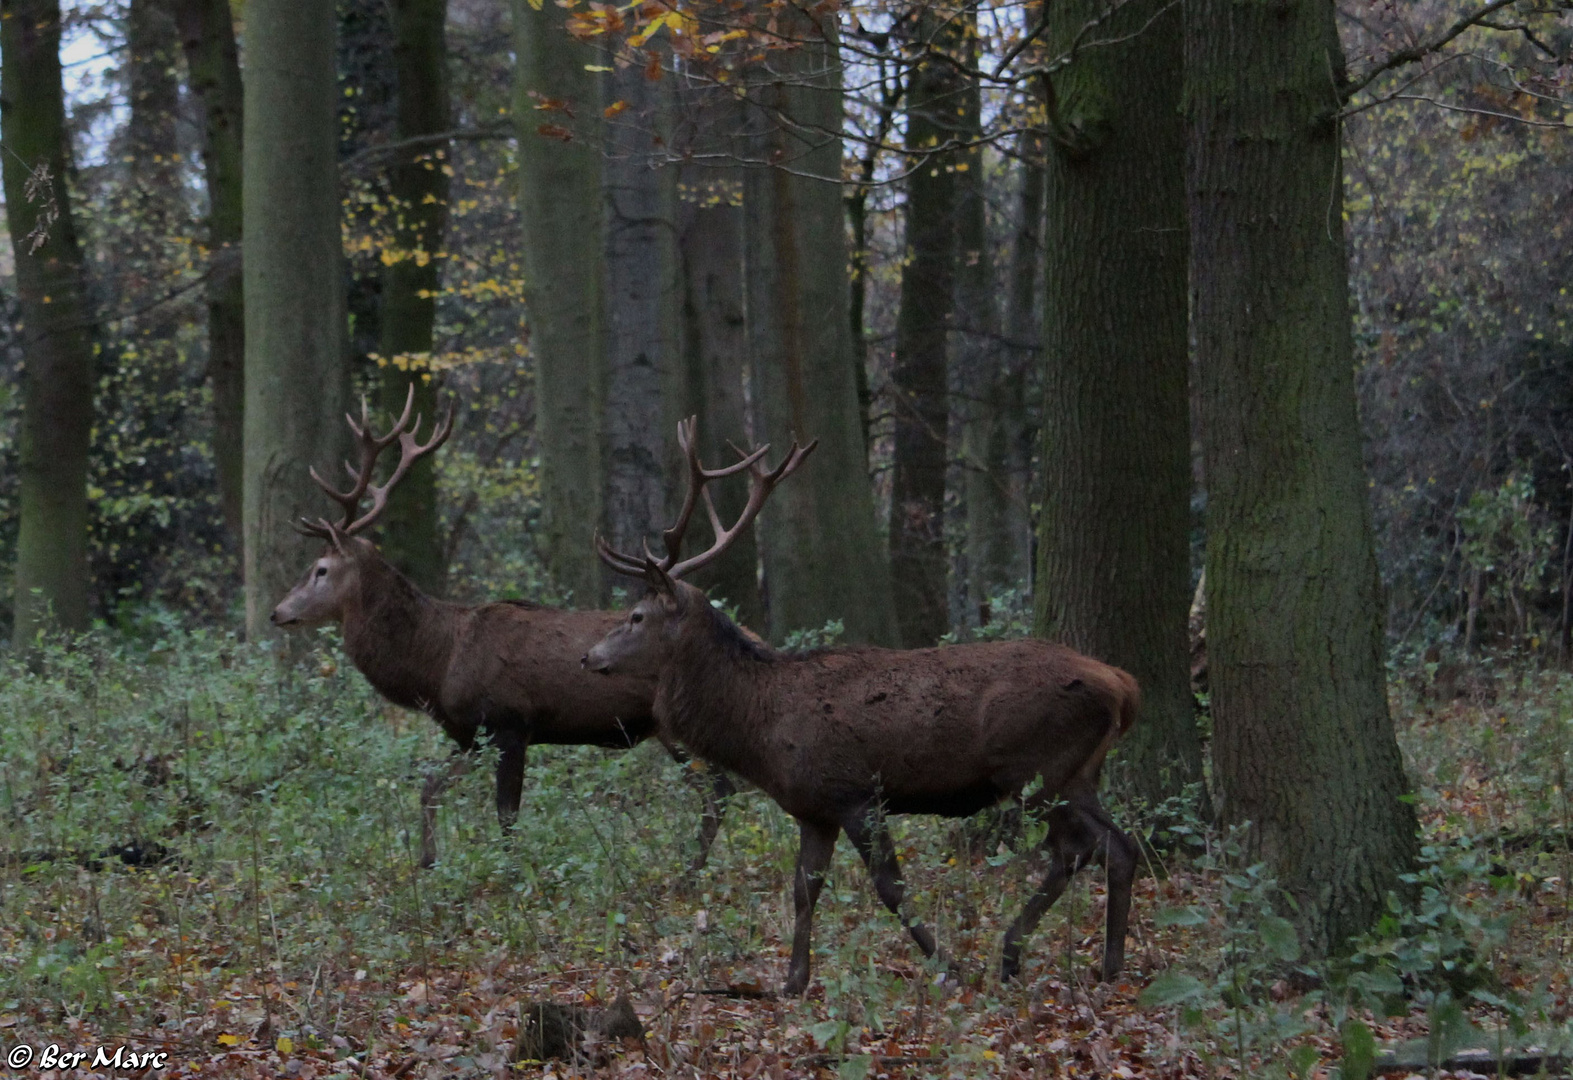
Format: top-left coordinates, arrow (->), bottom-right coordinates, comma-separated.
584,430 -> 1140,994
270,392 -> 754,870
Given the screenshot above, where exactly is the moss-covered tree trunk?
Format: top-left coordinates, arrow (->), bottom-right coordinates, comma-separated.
676,112 -> 762,627
742,13 -> 896,646
888,18 -> 962,648
376,0 -> 449,594
1,0 -> 96,641
174,0 -> 245,540
1187,0 -> 1418,952
1034,0 -> 1202,803
603,57 -> 677,562
512,0 -> 606,606
966,132 -> 1041,613
242,0 -> 348,640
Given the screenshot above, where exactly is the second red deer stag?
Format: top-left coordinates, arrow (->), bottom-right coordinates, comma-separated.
584,429 -> 1140,994
270,392 -> 753,869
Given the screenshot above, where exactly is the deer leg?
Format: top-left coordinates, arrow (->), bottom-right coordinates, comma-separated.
785,818 -> 839,997
1095,806 -> 1138,981
419,748 -> 477,869
495,737 -> 529,829
1000,846 -> 1072,982
687,766 -> 737,877
842,803 -> 939,960
1001,790 -> 1135,983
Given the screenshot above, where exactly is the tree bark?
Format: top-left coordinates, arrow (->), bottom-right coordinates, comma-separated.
125,0 -> 181,223
1,0 -> 96,640
950,23 -> 990,635
242,0 -> 348,641
1034,0 -> 1203,804
376,0 -> 450,595
888,17 -> 963,648
847,69 -> 901,459
1187,0 -> 1419,952
676,94 -> 762,626
173,0 -> 245,540
742,12 -> 897,646
602,56 -> 678,563
512,0 -> 606,606
967,132 -> 1041,614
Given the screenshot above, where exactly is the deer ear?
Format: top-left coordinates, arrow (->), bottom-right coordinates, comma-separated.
643,557 -> 681,607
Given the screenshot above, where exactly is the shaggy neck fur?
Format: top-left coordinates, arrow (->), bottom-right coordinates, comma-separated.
340,552 -> 461,717
658,592 -> 776,783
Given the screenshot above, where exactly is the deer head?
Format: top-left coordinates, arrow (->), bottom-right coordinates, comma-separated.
271,385 -> 453,627
584,417 -> 814,675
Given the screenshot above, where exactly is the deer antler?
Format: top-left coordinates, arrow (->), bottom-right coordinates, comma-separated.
296,384 -> 454,540
596,416 -> 817,581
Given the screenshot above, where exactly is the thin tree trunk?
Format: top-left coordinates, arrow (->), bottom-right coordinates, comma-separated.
125,0 -> 182,224
512,0 -> 606,606
1,0 -> 96,640
1559,470 -> 1572,662
1187,0 -> 1419,953
742,11 -> 897,646
676,92 -> 762,626
1035,0 -> 1203,804
847,68 -> 902,458
603,56 -> 677,561
888,16 -> 962,648
967,132 -> 1042,614
950,24 -> 990,635
174,0 -> 244,540
376,0 -> 450,595
242,0 -> 348,641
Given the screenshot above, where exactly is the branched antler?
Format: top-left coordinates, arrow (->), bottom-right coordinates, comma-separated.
296,384 -> 454,540
596,416 -> 816,581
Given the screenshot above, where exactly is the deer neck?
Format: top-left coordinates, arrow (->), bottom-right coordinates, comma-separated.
657,603 -> 775,781
340,557 -> 460,715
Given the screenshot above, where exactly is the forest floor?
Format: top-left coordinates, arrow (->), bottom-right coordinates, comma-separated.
0,632 -> 1569,1079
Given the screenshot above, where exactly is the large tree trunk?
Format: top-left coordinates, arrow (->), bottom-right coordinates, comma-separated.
888,18 -> 962,648
242,0 -> 348,641
966,133 -> 1041,615
512,0 -> 606,606
174,0 -> 245,541
742,13 -> 897,646
1,0 -> 96,640
1034,0 -> 1203,804
376,0 -> 450,595
676,99 -> 762,627
602,58 -> 678,561
1187,0 -> 1418,953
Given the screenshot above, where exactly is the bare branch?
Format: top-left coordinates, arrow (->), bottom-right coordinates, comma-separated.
1341,0 -> 1527,103
340,125 -> 513,174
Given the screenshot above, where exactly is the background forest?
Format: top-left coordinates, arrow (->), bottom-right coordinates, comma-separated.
1,0 -> 1573,1077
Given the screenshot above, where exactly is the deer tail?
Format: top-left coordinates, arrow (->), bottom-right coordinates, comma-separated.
1075,667 -> 1141,786
1115,669 -> 1141,736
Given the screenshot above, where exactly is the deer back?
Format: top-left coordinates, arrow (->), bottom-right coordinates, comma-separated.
446,603 -> 657,747
655,597 -> 1136,822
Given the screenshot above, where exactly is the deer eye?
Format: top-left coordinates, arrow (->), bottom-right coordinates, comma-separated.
315,566 -> 328,578
630,612 -> 644,625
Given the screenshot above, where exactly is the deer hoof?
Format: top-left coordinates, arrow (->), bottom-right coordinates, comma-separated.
999,954 -> 1022,983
